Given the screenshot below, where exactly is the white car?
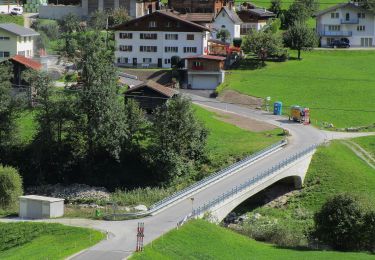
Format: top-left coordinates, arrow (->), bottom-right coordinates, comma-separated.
10,7 -> 23,15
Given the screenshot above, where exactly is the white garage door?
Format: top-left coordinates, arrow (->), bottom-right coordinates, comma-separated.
191,75 -> 219,90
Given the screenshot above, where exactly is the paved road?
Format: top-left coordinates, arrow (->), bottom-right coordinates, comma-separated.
6,94 -> 373,260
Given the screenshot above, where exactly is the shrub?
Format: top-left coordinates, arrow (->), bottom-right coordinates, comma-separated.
313,194 -> 364,251
233,38 -> 242,47
362,211 -> 375,252
0,165 -> 23,209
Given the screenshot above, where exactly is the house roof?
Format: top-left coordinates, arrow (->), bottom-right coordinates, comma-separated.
185,55 -> 226,61
10,55 -> 42,70
0,23 -> 39,36
126,80 -> 178,98
237,8 -> 275,22
112,10 -> 210,32
314,2 -> 364,17
217,6 -> 243,24
179,13 -> 215,23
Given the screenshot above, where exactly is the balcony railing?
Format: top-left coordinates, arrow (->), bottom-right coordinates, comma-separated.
340,18 -> 359,24
320,31 -> 352,37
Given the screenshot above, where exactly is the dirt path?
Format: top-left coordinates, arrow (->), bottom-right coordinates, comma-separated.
342,140 -> 375,170
197,104 -> 276,132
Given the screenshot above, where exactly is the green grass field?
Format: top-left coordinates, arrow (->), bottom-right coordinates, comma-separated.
0,14 -> 24,26
194,105 -> 283,169
235,0 -> 344,9
354,136 -> 375,157
132,219 -> 374,260
0,222 -> 104,260
221,51 -> 375,128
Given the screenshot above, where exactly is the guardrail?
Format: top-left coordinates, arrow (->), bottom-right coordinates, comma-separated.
190,144 -> 317,219
103,139 -> 287,220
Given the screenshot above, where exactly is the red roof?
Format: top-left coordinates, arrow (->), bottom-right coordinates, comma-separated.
10,55 -> 42,70
185,55 -> 226,61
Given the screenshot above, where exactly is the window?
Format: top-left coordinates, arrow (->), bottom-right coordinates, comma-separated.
328,25 -> 340,31
119,33 -> 133,39
357,25 -> 366,31
140,46 -> 157,52
187,34 -> 194,40
0,51 -> 10,57
117,57 -> 129,64
193,61 -> 202,68
0,36 -> 10,40
358,13 -> 365,19
119,45 -> 133,52
24,36 -> 27,42
164,58 -> 171,64
29,36 -> 31,41
140,33 -> 157,39
17,51 -> 25,56
143,58 -> 152,63
327,38 -> 335,45
330,12 -> 339,18
184,47 -> 197,53
149,21 -> 157,28
165,46 -> 178,53
221,25 -> 226,28
165,34 -> 178,40
166,22 -> 172,28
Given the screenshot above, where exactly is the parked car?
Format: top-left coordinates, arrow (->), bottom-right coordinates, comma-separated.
330,39 -> 350,48
10,7 -> 23,15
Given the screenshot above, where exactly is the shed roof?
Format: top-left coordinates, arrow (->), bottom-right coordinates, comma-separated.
126,80 -> 178,98
0,23 -> 39,36
19,195 -> 65,202
185,55 -> 226,61
10,55 -> 42,70
217,6 -> 243,24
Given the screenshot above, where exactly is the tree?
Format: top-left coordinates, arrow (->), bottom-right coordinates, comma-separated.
0,165 -> 23,209
283,21 -> 317,59
123,99 -> 148,150
108,8 -> 131,27
362,211 -> 375,252
58,13 -> 82,61
242,30 -> 284,64
314,194 -> 364,251
88,10 -> 108,30
269,0 -> 282,17
150,96 -> 208,182
284,0 -> 319,28
216,29 -> 231,42
0,62 -> 17,151
171,56 -> 182,69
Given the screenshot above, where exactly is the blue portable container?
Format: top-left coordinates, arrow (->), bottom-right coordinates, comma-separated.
273,101 -> 283,115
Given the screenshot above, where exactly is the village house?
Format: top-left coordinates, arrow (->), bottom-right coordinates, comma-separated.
315,2 -> 375,47
0,23 -> 39,61
212,6 -> 242,43
185,54 -> 225,89
237,6 -> 275,35
112,10 -> 210,68
168,0 -> 234,15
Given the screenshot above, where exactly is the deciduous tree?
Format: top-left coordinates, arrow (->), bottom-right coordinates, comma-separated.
283,21 -> 317,59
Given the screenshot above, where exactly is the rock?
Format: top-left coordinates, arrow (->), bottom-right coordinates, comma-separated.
134,205 -> 148,212
254,213 -> 262,220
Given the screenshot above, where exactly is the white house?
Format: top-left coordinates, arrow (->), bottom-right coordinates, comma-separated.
237,8 -> 275,35
315,2 -> 375,47
212,6 -> 242,43
112,10 -> 210,68
0,23 -> 39,61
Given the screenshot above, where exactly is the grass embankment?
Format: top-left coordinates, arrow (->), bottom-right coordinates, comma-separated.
221,51 -> 375,129
354,136 -> 375,157
0,222 -> 104,260
132,219 -> 374,260
0,14 -> 24,26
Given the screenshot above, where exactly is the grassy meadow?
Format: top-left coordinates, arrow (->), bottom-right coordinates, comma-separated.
221,51 -> 375,128
235,0 -> 344,9
132,220 -> 375,260
0,222 -> 104,260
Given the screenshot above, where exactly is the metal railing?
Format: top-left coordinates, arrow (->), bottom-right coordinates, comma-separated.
148,139 -> 287,213
340,18 -> 359,24
190,144 -> 317,218
319,31 -> 352,37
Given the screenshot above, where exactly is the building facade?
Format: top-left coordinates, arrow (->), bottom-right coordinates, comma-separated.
168,0 -> 233,14
316,3 -> 375,47
212,7 -> 242,43
113,10 -> 210,68
0,23 -> 39,61
237,8 -> 275,35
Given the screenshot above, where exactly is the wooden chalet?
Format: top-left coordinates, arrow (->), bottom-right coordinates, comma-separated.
168,0 -> 234,15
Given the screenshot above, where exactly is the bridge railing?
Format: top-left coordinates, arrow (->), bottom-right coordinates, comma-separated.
190,144 -> 317,219
148,139 -> 287,214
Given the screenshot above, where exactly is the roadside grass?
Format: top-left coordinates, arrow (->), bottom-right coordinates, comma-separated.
0,14 -> 24,26
221,51 -> 375,128
354,136 -> 375,157
132,219 -> 374,260
194,105 -> 283,170
0,222 -> 104,260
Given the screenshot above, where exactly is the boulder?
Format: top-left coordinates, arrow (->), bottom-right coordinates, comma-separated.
134,205 -> 148,212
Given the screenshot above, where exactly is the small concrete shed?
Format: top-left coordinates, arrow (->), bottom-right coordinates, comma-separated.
19,195 -> 64,219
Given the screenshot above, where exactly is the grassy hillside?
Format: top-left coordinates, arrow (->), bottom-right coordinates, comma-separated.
132,220 -> 374,260
194,105 -> 283,169
221,51 -> 375,128
354,136 -> 375,157
235,0 -> 343,9
0,222 -> 104,260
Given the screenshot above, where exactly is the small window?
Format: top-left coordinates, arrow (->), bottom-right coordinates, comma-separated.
143,58 -> 152,63
119,33 -> 133,39
357,25 -> 366,31
149,21 -> 157,28
187,34 -> 194,40
140,33 -> 157,40
164,59 -> 171,64
165,34 -> 178,40
119,45 -> 133,52
358,13 -> 365,19
184,47 -> 197,53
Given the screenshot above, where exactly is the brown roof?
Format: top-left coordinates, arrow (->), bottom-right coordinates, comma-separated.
314,3 -> 364,17
179,13 -> 215,23
126,80 -> 178,98
10,55 -> 42,70
185,55 -> 226,61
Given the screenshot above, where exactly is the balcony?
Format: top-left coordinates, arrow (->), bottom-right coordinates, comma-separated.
340,18 -> 359,24
320,31 -> 352,37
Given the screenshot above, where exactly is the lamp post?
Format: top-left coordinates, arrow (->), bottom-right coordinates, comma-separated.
190,197 -> 194,212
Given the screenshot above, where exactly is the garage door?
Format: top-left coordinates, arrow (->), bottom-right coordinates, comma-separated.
191,75 -> 219,90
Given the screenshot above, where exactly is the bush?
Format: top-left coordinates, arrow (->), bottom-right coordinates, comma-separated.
233,38 -> 242,48
0,165 -> 23,209
313,194 -> 364,251
362,211 -> 375,252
